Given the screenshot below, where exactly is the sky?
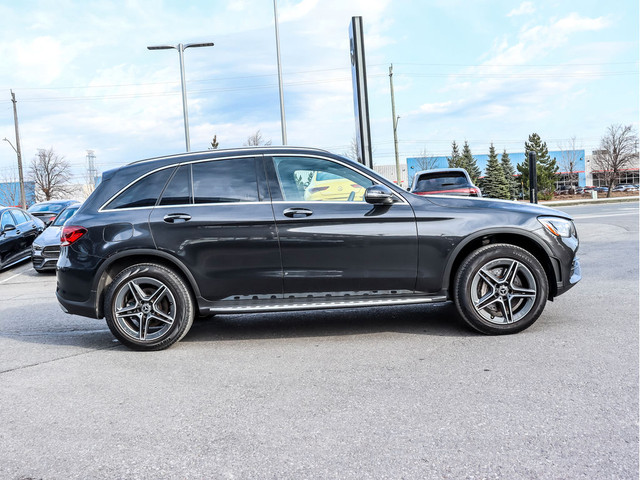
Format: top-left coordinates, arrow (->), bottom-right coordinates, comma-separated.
0,0 -> 637,184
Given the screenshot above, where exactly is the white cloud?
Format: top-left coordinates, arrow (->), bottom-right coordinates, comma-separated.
507,2 -> 535,17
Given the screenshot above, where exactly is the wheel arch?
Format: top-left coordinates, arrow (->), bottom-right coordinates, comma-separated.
445,229 -> 559,300
94,249 -> 201,318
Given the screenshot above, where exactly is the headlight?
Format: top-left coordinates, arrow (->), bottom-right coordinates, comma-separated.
538,216 -> 575,237
32,244 -> 42,251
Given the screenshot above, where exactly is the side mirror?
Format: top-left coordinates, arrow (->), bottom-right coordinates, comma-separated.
1,224 -> 16,234
365,184 -> 395,205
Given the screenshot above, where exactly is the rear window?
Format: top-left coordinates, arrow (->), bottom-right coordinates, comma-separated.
414,172 -> 469,192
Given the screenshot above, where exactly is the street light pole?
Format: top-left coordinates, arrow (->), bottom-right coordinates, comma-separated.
389,64 -> 402,187
273,0 -> 287,145
147,42 -> 214,152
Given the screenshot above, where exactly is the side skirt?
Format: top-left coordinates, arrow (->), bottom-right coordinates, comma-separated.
199,294 -> 449,315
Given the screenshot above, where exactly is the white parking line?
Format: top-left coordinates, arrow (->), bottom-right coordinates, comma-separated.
573,212 -> 639,220
0,266 -> 34,284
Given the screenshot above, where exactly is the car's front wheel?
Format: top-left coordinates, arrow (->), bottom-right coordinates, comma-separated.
453,244 -> 549,334
104,263 -> 194,350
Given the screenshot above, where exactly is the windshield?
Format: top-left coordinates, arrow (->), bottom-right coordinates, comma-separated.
28,203 -> 66,213
52,206 -> 80,226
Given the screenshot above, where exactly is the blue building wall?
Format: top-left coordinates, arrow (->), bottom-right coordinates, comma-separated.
0,181 -> 36,207
407,150 -> 586,187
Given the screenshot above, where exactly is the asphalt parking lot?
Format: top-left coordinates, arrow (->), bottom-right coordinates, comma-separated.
1,202 -> 638,479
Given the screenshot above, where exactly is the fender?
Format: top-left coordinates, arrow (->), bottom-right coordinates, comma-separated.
92,248 -> 203,299
442,226 -> 558,285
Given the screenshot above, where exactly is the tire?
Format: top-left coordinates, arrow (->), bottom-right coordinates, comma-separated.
453,244 -> 548,335
104,263 -> 195,351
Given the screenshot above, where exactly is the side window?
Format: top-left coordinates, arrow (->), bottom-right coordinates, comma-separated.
105,168 -> 174,210
192,158 -> 259,204
11,209 -> 29,224
159,165 -> 192,206
272,156 -> 374,202
1,211 -> 16,229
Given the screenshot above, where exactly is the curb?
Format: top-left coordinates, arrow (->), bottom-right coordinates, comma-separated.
539,196 -> 639,207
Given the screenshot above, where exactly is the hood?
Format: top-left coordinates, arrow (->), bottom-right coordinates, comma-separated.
34,225 -> 63,247
419,195 -> 572,220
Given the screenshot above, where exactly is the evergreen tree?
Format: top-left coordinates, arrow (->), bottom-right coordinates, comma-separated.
517,133 -> 559,200
482,144 -> 510,199
461,141 -> 481,184
447,141 -> 462,168
501,150 -> 518,200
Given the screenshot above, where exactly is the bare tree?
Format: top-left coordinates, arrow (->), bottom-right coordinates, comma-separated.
593,124 -> 639,198
0,171 -> 21,206
29,148 -> 74,201
208,134 -> 219,150
244,130 -> 272,147
414,146 -> 440,171
343,136 -> 360,162
557,136 -> 581,191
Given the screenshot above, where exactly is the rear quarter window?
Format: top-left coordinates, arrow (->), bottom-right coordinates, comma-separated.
104,168 -> 174,210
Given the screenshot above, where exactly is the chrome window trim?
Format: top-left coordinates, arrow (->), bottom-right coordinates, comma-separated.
268,153 -> 409,205
99,154 -> 262,213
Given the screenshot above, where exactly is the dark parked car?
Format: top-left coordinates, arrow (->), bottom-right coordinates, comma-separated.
32,204 -> 81,272
28,199 -> 80,226
57,147 -> 580,350
411,168 -> 481,197
0,206 -> 45,270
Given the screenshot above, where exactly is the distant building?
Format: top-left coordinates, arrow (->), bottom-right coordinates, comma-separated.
0,181 -> 36,207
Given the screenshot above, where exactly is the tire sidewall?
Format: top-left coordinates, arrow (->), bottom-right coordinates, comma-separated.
454,244 -> 549,335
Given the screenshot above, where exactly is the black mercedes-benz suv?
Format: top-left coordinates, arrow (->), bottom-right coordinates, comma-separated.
56,147 -> 581,350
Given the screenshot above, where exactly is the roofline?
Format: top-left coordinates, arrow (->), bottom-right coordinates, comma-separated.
128,146 -> 333,166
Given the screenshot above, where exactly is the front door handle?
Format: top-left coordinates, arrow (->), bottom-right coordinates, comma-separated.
283,207 -> 313,218
163,213 -> 192,223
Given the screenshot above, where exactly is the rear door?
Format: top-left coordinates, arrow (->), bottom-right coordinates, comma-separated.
266,155 -> 418,297
149,156 -> 282,302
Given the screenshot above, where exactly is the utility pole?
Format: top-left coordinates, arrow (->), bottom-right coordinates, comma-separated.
10,90 -> 26,209
273,0 -> 287,145
389,64 -> 402,187
86,150 -> 97,185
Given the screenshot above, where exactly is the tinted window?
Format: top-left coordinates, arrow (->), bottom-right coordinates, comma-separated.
52,206 -> 80,226
272,156 -> 373,202
159,165 -> 192,206
414,172 -> 469,192
105,168 -> 174,210
1,211 -> 15,229
11,209 -> 29,224
192,158 -> 259,204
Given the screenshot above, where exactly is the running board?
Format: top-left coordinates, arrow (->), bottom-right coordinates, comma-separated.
207,295 -> 448,314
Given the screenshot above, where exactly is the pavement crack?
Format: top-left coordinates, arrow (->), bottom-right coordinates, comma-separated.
0,344 -> 120,375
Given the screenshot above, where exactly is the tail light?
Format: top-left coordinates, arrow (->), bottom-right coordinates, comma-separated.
61,226 -> 87,246
308,186 -> 329,193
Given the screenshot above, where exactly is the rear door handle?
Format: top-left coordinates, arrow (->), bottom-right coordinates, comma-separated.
163,213 -> 192,223
283,207 -> 313,218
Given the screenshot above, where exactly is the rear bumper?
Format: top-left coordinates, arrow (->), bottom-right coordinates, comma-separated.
56,288 -> 100,318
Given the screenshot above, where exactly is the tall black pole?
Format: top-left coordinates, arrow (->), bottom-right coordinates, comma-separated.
528,151 -> 538,204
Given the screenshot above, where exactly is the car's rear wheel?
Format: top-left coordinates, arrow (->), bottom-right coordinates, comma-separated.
104,263 -> 194,350
453,244 -> 548,334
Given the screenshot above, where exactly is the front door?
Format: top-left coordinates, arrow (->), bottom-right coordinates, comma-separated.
265,155 -> 418,298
